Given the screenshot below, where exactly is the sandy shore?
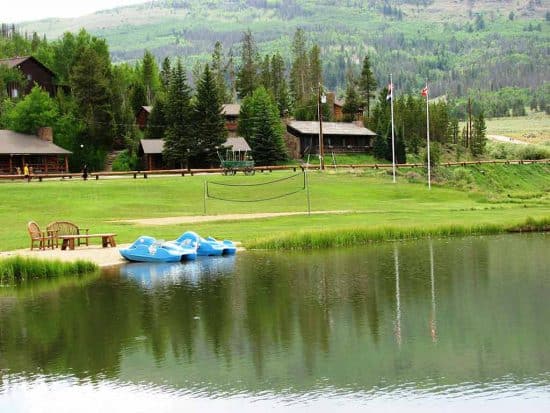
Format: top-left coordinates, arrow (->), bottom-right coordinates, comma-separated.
1,211 -> 349,267
0,244 -> 131,268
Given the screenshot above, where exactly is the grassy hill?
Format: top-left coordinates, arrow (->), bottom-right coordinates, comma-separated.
16,0 -> 549,95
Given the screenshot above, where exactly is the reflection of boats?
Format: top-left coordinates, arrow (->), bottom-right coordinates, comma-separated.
170,231 -> 237,256
119,236 -> 198,262
120,255 -> 237,288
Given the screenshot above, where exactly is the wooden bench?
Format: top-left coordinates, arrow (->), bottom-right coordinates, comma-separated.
60,233 -> 117,250
47,221 -> 89,247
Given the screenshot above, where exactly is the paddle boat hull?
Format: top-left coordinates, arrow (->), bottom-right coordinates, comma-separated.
205,236 -> 237,255
173,231 -> 237,256
120,236 -> 197,262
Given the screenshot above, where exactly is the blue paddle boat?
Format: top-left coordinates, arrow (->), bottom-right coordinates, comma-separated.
204,236 -> 237,255
120,236 -> 197,262
171,231 -> 237,256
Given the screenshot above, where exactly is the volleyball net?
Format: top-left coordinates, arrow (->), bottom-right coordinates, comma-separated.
205,172 -> 307,203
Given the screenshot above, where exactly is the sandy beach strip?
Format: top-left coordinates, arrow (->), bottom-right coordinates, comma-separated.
0,244 -> 130,268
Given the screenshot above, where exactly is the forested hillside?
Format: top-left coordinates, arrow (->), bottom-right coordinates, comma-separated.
13,0 -> 549,96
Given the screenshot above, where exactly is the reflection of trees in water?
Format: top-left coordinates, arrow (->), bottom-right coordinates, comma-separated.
2,236 -> 547,390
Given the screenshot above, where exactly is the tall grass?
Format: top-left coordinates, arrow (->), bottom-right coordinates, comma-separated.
248,217 -> 550,250
0,257 -> 98,283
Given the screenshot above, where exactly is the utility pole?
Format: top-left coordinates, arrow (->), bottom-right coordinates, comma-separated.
318,82 -> 325,170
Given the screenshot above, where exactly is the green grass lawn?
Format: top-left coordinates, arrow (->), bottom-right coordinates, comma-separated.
1,164 -> 548,251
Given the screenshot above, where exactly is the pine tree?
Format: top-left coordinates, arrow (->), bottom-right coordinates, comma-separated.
211,41 -> 228,103
470,111 -> 487,156
193,65 -> 227,167
145,95 -> 167,139
290,28 -> 309,104
372,134 -> 388,161
342,82 -> 362,122
129,82 -> 147,115
395,127 -> 407,164
358,55 -> 377,118
163,59 -> 194,169
308,44 -> 322,93
236,30 -> 259,99
70,42 -> 115,148
238,87 -> 287,165
160,57 -> 171,92
260,54 -> 271,91
142,50 -> 159,105
270,52 -> 290,116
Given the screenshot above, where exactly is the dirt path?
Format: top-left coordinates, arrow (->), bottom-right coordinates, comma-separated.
116,210 -> 352,226
488,134 -> 527,145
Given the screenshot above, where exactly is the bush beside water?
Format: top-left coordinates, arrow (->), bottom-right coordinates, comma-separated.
0,257 -> 98,283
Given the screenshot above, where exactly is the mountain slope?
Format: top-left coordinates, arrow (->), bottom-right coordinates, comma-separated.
16,0 -> 550,95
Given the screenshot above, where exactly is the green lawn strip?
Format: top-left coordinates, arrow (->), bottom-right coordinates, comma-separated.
1,165 -> 548,251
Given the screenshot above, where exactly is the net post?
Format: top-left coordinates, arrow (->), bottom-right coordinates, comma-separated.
203,179 -> 207,215
305,169 -> 311,216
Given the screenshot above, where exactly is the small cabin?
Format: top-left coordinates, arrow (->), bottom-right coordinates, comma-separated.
0,56 -> 57,98
136,106 -> 152,130
0,128 -> 71,174
286,120 -> 376,157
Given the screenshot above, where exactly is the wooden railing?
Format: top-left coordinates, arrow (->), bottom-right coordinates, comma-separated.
0,159 -> 548,181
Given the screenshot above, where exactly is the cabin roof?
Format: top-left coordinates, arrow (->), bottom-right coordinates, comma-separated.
140,137 -> 250,154
0,55 -> 55,76
287,121 -> 376,136
140,139 -> 164,154
0,130 -> 71,155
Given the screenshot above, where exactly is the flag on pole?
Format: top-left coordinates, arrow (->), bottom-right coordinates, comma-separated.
386,83 -> 393,101
421,86 -> 429,97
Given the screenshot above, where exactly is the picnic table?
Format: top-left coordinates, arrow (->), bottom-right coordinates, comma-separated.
60,233 -> 117,250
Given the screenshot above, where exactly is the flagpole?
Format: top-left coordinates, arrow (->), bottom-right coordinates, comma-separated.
425,80 -> 431,190
390,73 -> 396,183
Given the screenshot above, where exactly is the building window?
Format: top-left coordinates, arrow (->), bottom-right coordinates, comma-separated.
11,88 -> 18,98
27,74 -> 32,81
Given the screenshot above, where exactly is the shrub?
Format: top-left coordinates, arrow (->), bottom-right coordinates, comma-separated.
112,150 -> 139,171
452,167 -> 472,183
515,145 -> 550,160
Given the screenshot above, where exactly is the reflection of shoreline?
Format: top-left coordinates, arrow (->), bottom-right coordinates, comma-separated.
120,256 -> 237,288
394,245 -> 401,347
429,240 -> 437,343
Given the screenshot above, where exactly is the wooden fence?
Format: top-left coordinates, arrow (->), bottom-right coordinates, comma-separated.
0,159 -> 548,181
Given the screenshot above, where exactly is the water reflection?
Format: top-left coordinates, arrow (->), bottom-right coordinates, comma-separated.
0,234 -> 549,410
429,240 -> 437,343
394,244 -> 402,347
120,256 -> 237,288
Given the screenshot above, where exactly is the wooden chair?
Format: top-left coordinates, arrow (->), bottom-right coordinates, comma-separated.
27,221 -> 56,250
46,221 -> 89,248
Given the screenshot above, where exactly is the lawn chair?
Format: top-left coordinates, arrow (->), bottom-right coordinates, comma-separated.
27,221 -> 56,250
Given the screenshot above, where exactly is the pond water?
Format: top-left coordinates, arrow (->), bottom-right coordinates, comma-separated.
1,234 -> 549,412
